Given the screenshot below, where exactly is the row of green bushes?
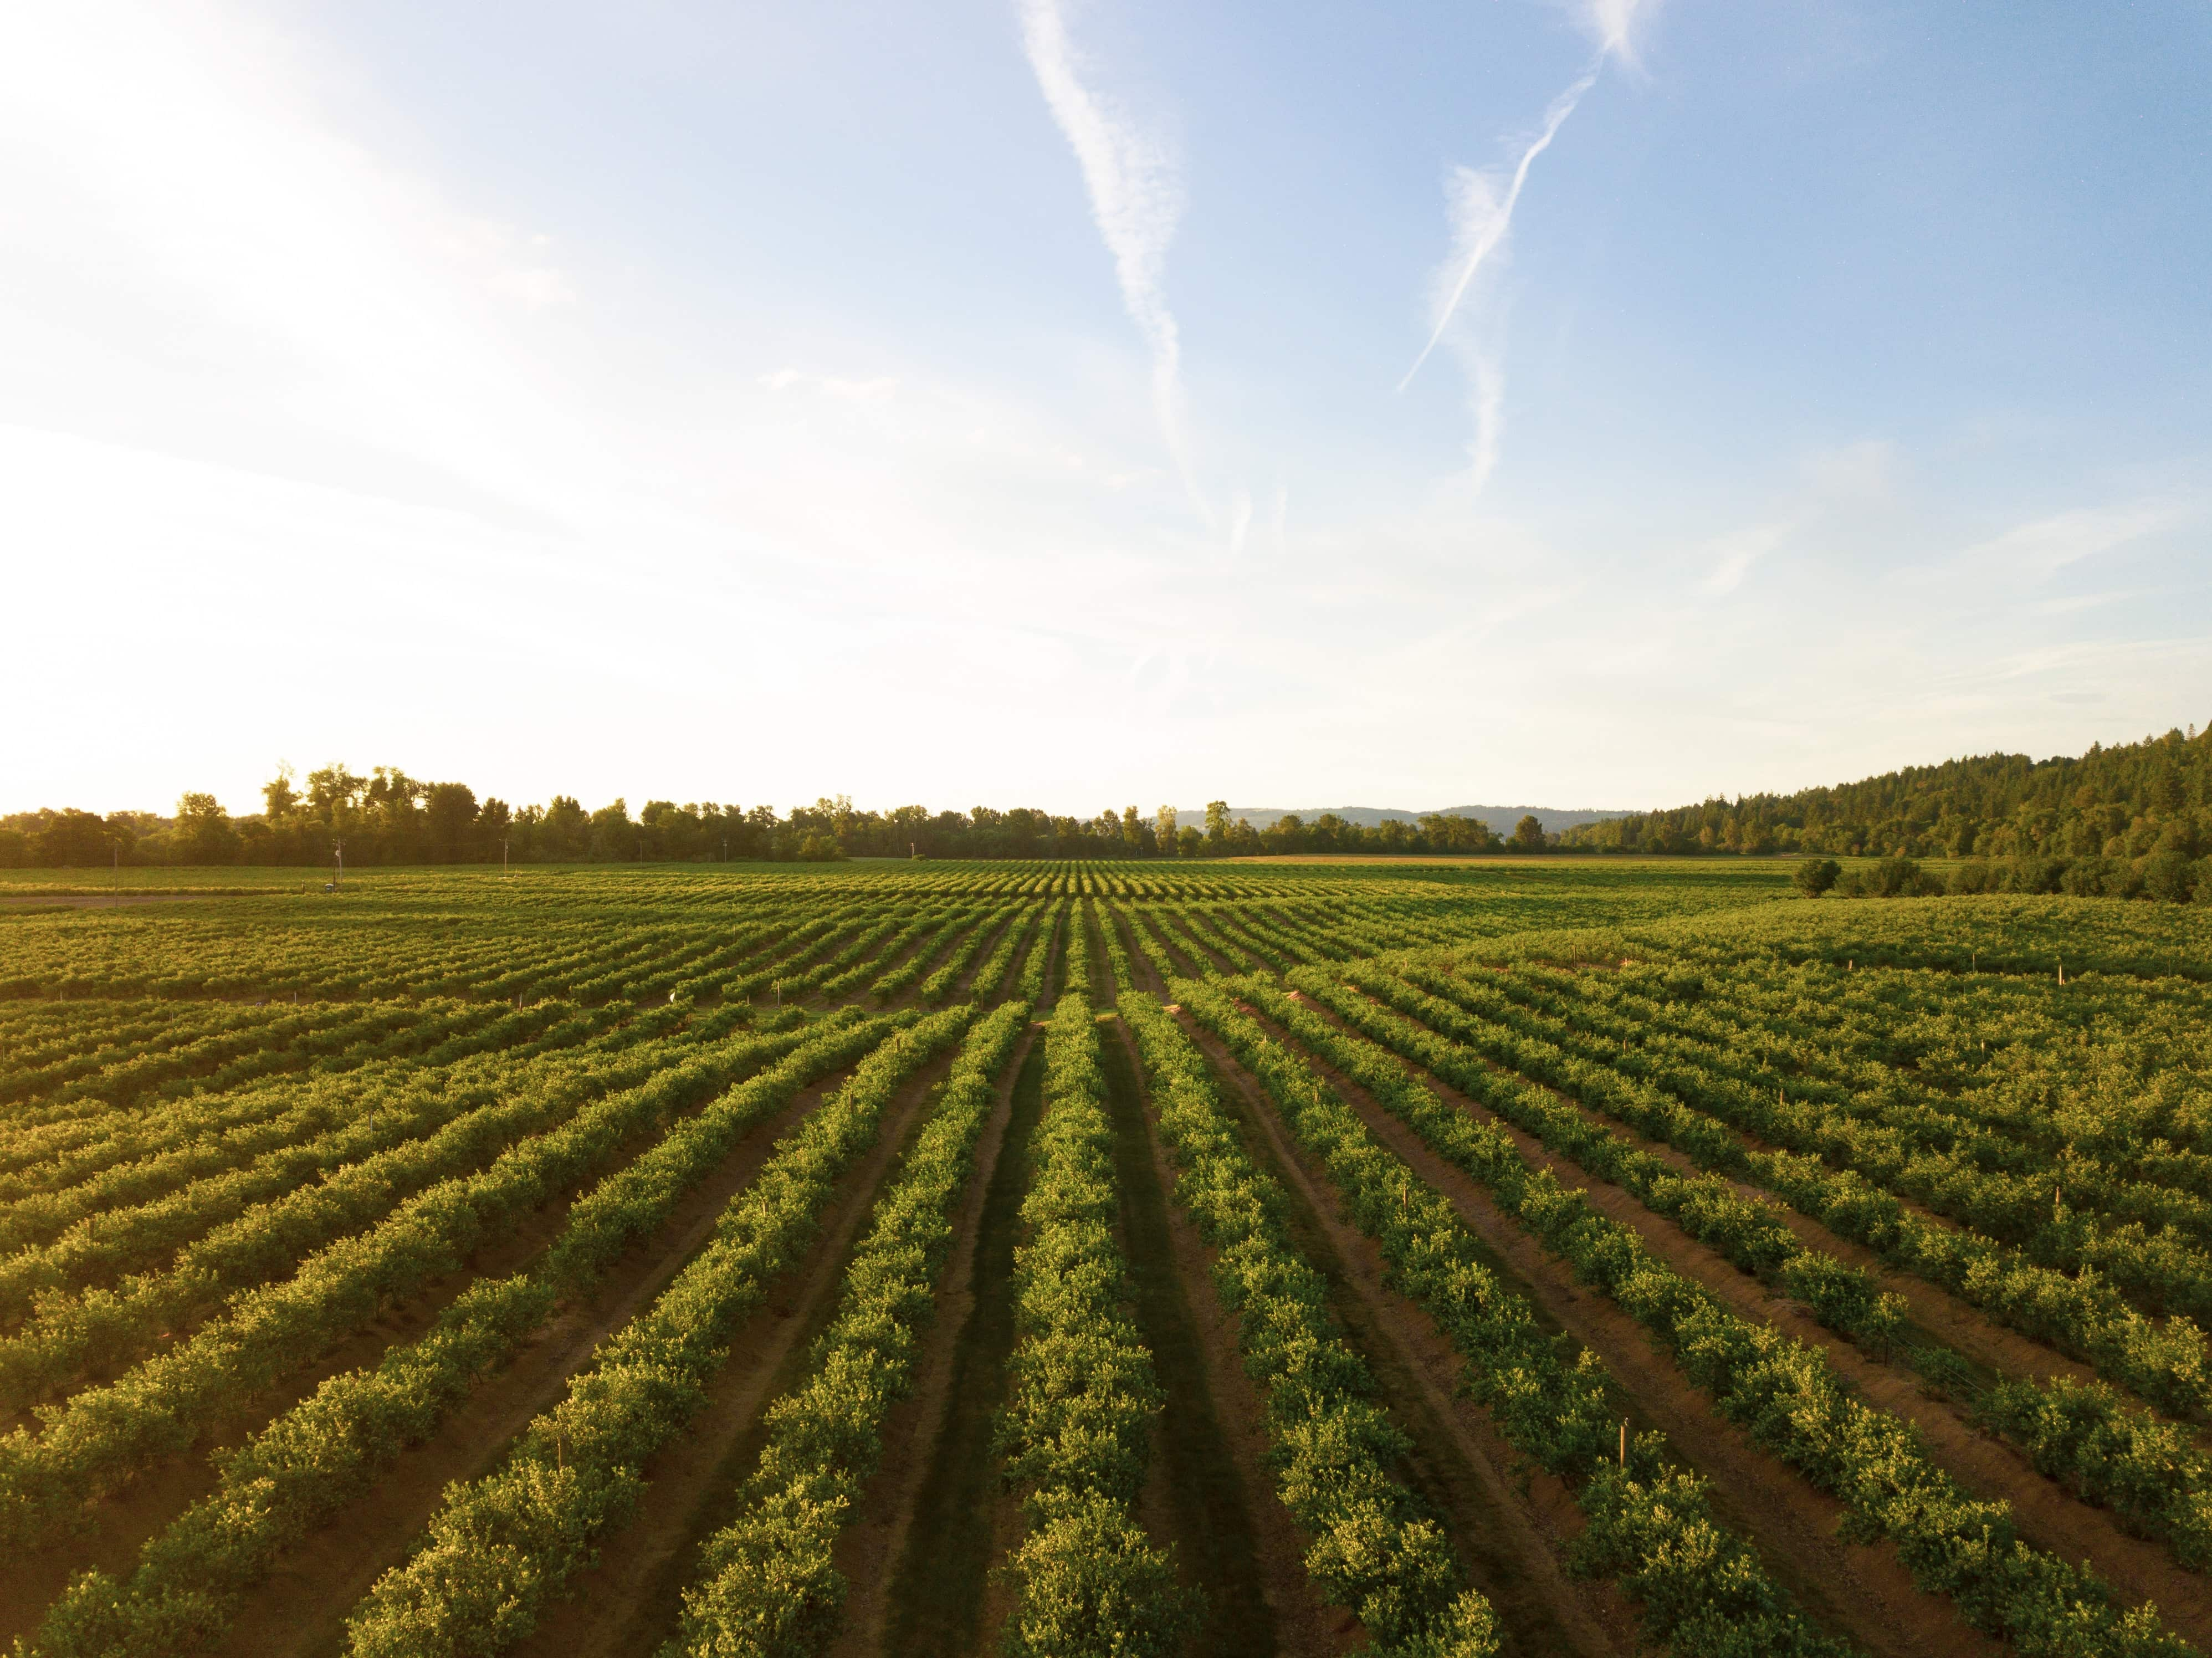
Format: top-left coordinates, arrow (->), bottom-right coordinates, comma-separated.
1242,977 -> 2189,1656
1300,968 -> 2212,1573
0,1004 -> 812,1550
1172,980 -> 1851,1657
994,993 -> 1195,1658
663,1000 -> 1031,1656
340,1006 -> 975,1657
0,1020 -> 826,1410
1379,961 -> 2212,1420
22,1011 -> 900,1656
1119,991 -> 1499,1656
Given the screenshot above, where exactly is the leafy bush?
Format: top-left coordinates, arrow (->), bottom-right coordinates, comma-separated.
1793,857 -> 1841,897
995,993 -> 1197,1658
663,1000 -> 1031,1657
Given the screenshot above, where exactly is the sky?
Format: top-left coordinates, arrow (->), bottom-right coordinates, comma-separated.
3,0 -> 2208,820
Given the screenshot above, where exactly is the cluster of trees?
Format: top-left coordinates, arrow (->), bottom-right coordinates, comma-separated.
1794,850 -> 2212,904
0,764 -> 1522,867
1561,724 -> 2211,864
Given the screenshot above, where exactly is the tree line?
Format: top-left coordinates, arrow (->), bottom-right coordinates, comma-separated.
1560,724 -> 2211,867
0,764 -> 1527,867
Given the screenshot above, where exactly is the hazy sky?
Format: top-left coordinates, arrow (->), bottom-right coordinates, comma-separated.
5,1 -> 2208,818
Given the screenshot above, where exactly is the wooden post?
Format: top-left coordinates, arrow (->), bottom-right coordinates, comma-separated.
1620,1420 -> 1627,1469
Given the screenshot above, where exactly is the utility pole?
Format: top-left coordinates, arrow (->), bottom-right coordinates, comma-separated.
503,836 -> 510,876
333,838 -> 344,891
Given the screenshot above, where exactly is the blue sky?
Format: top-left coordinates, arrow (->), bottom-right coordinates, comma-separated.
3,1 -> 2206,817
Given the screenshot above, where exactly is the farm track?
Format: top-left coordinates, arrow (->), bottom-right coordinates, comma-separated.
1110,906 -> 1170,997
827,1025 -> 1036,1658
1213,1004 -> 1995,1658
946,909 -> 1025,1002
875,1042 -> 1047,1658
206,1056 -> 872,1658
1097,1024 -> 1279,1656
1429,968 -> 2212,1439
498,1042 -> 966,1658
0,1156 -> 605,1646
1105,1016 -> 1353,1658
1172,1011 -> 1635,1658
1302,991 -> 2212,1644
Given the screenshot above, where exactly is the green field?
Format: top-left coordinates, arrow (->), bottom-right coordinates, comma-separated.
2,861 -> 2209,1658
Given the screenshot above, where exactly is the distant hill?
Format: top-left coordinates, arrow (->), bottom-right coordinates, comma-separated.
1179,805 -> 1630,837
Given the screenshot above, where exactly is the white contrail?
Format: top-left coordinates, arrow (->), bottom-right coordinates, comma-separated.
1398,68 -> 1594,393
1017,0 -> 1211,526
1399,0 -> 1663,504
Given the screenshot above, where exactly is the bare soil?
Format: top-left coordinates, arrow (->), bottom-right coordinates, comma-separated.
827,1026 -> 1036,1658
875,1040 -> 1049,1658
208,1058 -> 877,1658
1309,992 -> 2212,1640
1106,1016 -> 1357,1658
1173,1012 -> 1635,1658
1098,1024 -> 1282,1657
499,1046 -> 967,1658
1201,1004 -> 1996,1658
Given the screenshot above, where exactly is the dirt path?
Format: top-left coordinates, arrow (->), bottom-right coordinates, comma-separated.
1097,1025 -> 1281,1657
1511,1004 -> 2212,1432
0,1152 -> 618,1646
1296,995 -> 2212,1642
828,1027 -> 1037,1658
1124,905 -> 1208,982
1171,1015 -> 1634,1658
1084,900 -> 1117,999
949,909 -> 1026,1001
1108,906 -> 1170,997
499,1045 -> 968,1658
1160,910 -> 1237,976
1,1032 -> 810,1644
1106,1017 -> 1354,1658
1193,1006 -> 1996,1658
209,1057 -> 877,1658
873,1041 -> 1048,1658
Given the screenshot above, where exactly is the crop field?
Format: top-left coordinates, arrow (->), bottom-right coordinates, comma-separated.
2,859 -> 2210,1658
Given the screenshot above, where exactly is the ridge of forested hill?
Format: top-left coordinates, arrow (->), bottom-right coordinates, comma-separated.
1560,724 -> 2210,863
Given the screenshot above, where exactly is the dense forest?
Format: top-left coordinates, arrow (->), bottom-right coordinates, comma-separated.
0,765 -> 1513,868
1560,725 -> 2210,859
1559,724 -> 2212,903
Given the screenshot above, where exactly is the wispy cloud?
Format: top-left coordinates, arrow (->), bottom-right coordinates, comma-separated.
1017,0 -> 1210,525
1958,502 -> 2184,576
1569,0 -> 1663,69
1405,0 -> 1662,495
1400,72 -> 1595,394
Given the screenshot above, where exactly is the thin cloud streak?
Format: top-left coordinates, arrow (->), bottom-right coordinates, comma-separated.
1404,0 -> 1662,501
1016,0 -> 1211,527
1399,69 -> 1595,393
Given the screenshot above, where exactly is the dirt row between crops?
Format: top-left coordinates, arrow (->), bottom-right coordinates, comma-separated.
488,1041 -> 967,1658
1287,986 -> 2212,1646
1309,964 -> 2212,1443
1171,1009 -> 1639,1658
202,1049 -> 887,1657
0,1024 -> 865,1647
1202,997 -> 1998,1658
1099,1024 -> 1310,1658
827,1029 -> 1038,1658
